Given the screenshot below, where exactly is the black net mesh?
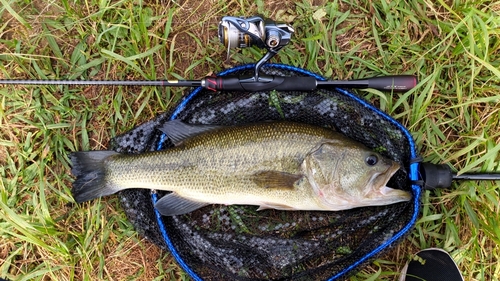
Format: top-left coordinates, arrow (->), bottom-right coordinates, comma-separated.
111,65 -> 417,280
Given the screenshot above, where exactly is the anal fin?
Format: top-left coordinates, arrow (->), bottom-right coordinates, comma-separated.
154,193 -> 209,216
257,202 -> 297,211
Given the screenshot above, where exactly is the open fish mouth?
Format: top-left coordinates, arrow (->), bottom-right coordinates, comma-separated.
367,162 -> 412,203
379,185 -> 412,200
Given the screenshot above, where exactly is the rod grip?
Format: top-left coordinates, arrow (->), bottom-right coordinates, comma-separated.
367,75 -> 418,92
203,76 -> 317,92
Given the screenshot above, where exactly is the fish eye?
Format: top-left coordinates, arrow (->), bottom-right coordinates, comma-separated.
365,155 -> 378,166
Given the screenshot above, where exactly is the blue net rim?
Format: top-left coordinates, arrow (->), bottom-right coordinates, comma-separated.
151,63 -> 421,281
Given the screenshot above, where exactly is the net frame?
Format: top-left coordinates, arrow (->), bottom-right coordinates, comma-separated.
115,63 -> 421,280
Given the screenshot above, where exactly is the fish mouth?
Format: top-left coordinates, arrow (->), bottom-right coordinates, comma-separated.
378,185 -> 412,200
368,162 -> 412,203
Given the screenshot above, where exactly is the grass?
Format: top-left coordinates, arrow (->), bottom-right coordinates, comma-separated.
0,0 -> 499,280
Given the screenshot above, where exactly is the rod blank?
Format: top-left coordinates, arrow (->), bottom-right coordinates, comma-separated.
0,79 -> 201,87
453,173 -> 500,181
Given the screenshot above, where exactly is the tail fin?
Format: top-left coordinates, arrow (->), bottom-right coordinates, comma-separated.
69,151 -> 120,203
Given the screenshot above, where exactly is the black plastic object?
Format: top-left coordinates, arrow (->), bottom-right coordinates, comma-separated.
401,248 -> 464,281
112,63 -> 421,281
418,162 -> 500,190
419,163 -> 453,190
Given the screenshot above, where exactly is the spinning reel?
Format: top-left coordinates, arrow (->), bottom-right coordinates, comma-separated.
218,16 -> 294,81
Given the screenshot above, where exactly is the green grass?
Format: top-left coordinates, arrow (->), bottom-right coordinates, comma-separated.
1,0 -> 499,280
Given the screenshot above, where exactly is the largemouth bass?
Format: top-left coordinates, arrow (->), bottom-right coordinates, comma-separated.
70,121 -> 411,216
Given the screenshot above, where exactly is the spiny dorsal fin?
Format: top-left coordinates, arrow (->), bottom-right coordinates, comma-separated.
251,171 -> 303,190
159,119 -> 223,146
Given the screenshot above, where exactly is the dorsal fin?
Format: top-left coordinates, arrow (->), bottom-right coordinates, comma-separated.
159,120 -> 223,145
251,171 -> 303,190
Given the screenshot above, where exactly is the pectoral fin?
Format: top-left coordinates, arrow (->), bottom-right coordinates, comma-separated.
154,193 -> 209,216
252,171 -> 303,190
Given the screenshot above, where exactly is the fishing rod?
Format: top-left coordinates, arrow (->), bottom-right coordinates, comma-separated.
0,16 -> 417,92
0,75 -> 417,92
